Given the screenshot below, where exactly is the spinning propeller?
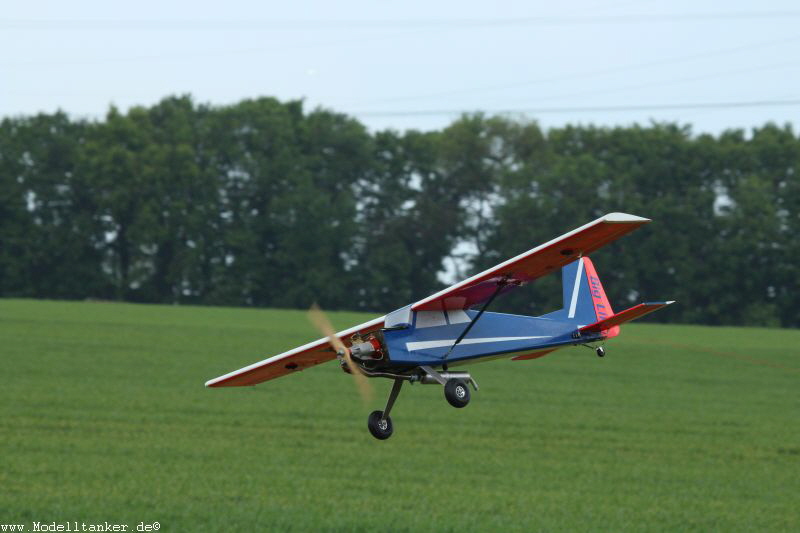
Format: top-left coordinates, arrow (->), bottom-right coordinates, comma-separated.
308,304 -> 373,404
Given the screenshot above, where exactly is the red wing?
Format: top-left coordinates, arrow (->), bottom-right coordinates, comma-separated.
205,316 -> 385,387
413,213 -> 650,311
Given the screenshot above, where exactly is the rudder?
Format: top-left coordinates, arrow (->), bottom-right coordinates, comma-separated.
545,257 -> 619,337
581,257 -> 619,337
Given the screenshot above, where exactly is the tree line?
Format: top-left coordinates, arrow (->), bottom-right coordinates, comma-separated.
0,95 -> 797,327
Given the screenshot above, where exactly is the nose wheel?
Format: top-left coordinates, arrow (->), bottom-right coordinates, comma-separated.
367,410 -> 393,440
367,377 -> 403,440
444,378 -> 471,408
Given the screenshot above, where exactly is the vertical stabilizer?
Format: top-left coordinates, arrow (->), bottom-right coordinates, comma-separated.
542,256 -> 620,338
581,257 -> 619,338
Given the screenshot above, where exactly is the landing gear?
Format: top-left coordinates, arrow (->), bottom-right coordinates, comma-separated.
367,377 -> 403,440
364,371 -> 477,438
596,346 -> 605,358
367,410 -> 393,440
444,378 -> 470,408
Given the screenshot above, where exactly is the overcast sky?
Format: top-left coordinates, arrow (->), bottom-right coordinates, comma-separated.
3,0 -> 800,134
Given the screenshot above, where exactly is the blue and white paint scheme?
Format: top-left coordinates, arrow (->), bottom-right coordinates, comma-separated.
382,258 -> 606,366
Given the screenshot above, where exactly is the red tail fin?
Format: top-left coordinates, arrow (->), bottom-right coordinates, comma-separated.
581,257 -> 619,337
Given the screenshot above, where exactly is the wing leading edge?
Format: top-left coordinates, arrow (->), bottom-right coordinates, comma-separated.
412,212 -> 650,311
205,316 -> 385,387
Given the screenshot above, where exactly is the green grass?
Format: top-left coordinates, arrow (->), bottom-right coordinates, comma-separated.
1,298 -> 798,532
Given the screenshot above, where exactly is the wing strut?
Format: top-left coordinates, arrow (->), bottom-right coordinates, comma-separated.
441,279 -> 509,369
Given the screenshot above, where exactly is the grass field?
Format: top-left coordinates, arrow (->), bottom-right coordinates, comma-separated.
1,298 -> 798,532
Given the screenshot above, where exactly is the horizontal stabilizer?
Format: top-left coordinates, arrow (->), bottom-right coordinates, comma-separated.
579,301 -> 674,334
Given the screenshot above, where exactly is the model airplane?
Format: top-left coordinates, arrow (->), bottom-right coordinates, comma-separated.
207,213 -> 673,439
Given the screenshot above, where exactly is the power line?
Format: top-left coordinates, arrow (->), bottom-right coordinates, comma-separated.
497,59 -> 800,108
359,35 -> 800,105
349,99 -> 800,118
1,29 -> 428,68
4,12 -> 800,30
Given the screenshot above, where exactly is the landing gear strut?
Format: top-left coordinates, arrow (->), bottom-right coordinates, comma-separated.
367,378 -> 403,440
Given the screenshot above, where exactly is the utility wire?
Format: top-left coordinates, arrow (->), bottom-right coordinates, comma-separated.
1,28 -> 431,68
349,99 -> 800,118
497,59 -> 800,108
360,35 -> 800,105
4,12 -> 800,30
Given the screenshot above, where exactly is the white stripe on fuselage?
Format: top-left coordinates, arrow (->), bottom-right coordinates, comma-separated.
406,336 -> 549,351
568,257 -> 584,318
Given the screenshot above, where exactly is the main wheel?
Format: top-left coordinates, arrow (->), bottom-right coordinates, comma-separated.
367,410 -> 393,440
444,379 -> 470,408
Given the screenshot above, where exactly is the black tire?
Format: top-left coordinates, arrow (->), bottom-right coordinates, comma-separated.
444,379 -> 470,408
596,346 -> 605,358
367,410 -> 393,440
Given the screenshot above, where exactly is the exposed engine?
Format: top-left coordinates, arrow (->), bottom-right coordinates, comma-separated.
348,333 -> 384,361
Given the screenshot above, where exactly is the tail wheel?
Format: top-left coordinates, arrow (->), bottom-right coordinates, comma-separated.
596,346 -> 605,357
444,379 -> 470,408
367,410 -> 393,440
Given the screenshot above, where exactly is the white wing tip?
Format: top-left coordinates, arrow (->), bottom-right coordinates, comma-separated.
602,212 -> 651,224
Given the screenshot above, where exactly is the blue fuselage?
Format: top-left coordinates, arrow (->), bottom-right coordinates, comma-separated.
382,309 -> 602,367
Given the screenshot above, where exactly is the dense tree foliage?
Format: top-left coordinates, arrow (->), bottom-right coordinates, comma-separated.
0,96 -> 797,327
